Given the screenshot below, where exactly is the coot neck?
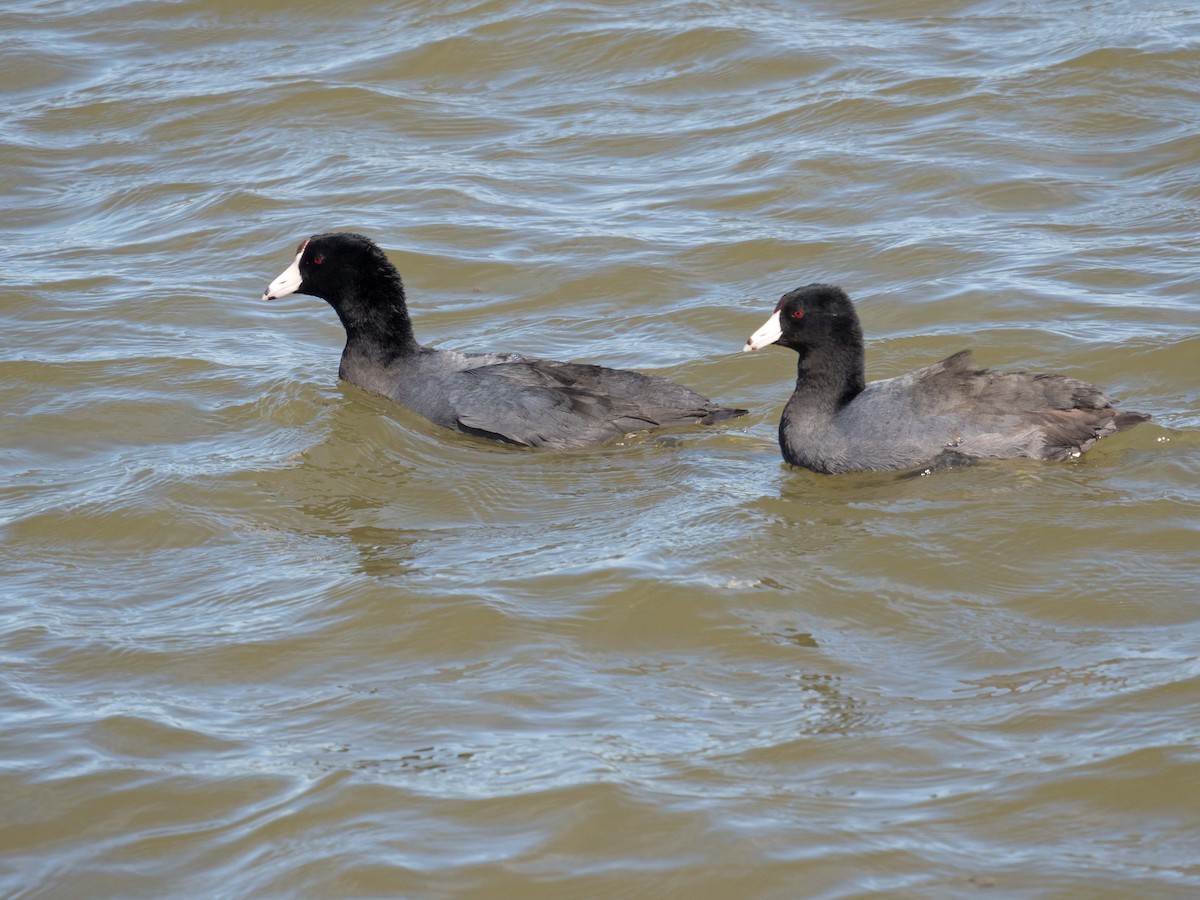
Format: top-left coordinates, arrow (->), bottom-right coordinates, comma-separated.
328,269 -> 421,363
788,341 -> 866,417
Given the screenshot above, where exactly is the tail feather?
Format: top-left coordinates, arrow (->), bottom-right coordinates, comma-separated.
703,406 -> 749,424
1037,407 -> 1149,460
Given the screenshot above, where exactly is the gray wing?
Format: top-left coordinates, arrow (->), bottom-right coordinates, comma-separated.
845,350 -> 1145,462
449,360 -> 730,448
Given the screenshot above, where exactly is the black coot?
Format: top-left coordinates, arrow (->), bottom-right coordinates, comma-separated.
262,232 -> 745,448
743,283 -> 1148,473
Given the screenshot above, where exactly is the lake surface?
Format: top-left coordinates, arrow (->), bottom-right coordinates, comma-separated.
3,0 -> 1199,896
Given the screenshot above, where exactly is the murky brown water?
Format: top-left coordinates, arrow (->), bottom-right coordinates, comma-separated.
3,0 -> 1199,896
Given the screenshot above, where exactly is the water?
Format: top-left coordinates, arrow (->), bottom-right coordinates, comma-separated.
3,0 -> 1199,896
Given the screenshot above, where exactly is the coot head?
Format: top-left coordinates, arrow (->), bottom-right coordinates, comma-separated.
743,283 -> 863,353
262,232 -> 399,304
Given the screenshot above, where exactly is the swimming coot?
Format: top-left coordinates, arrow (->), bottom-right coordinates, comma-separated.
262,232 -> 746,448
743,283 -> 1148,473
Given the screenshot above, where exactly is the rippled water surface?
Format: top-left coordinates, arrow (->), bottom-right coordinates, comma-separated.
3,0 -> 1199,896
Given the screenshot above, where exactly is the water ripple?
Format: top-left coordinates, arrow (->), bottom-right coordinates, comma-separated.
2,0 -> 1199,896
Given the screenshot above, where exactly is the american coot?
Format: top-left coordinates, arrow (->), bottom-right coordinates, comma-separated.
262,232 -> 746,448
743,283 -> 1148,474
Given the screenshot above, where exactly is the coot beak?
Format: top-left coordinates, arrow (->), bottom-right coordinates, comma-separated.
743,310 -> 782,351
262,247 -> 304,301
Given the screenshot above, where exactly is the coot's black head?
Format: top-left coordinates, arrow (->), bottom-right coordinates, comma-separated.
262,232 -> 405,307
743,283 -> 862,353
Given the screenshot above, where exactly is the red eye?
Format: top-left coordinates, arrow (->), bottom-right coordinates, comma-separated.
791,309 -> 804,319
312,255 -> 324,265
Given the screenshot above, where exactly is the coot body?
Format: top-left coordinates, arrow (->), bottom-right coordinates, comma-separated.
263,232 -> 745,448
743,284 -> 1147,473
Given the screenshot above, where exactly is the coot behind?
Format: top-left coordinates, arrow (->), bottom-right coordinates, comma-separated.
262,232 -> 746,448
